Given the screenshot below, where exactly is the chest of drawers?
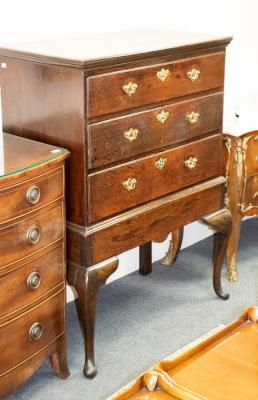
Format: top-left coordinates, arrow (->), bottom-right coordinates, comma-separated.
0,30 -> 232,378
0,133 -> 70,398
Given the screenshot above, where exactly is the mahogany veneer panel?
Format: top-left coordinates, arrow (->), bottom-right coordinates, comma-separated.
0,167 -> 64,223
0,245 -> 64,321
0,289 -> 64,377
0,202 -> 64,269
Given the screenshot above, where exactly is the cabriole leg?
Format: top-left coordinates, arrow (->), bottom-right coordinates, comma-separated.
67,258 -> 118,378
160,227 -> 184,266
201,209 -> 232,300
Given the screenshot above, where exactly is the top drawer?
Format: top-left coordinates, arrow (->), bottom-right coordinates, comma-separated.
0,167 -> 64,223
88,52 -> 225,119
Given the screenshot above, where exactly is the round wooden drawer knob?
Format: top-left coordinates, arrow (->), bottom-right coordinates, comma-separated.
27,271 -> 41,290
26,225 -> 41,245
29,322 -> 43,341
26,185 -> 41,205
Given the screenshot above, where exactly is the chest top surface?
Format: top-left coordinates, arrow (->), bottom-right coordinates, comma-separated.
0,133 -> 69,179
0,29 -> 232,68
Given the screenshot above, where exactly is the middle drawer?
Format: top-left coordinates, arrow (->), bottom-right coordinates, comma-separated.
0,245 -> 64,321
88,134 -> 223,222
88,93 -> 223,169
0,202 -> 64,269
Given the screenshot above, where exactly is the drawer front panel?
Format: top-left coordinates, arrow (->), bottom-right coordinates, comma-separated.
88,93 -> 223,169
0,246 -> 64,320
242,134 -> 258,176
0,290 -> 64,376
0,203 -> 64,269
88,134 -> 222,221
88,52 -> 225,119
241,174 -> 258,215
0,167 -> 64,223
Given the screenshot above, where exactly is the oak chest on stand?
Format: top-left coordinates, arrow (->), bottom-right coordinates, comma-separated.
0,30 -> 232,378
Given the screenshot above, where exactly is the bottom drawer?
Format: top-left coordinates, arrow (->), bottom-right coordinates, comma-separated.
88,134 -> 222,222
0,289 -> 64,377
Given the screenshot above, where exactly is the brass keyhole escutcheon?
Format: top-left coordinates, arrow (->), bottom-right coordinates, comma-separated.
122,177 -> 137,191
124,128 -> 139,143
157,110 -> 170,124
155,157 -> 167,170
187,68 -> 200,82
185,156 -> 198,169
157,68 -> 170,82
122,82 -> 138,96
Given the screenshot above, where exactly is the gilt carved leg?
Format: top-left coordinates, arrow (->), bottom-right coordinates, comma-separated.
201,209 -> 232,300
50,336 -> 70,379
226,210 -> 241,282
139,242 -> 152,275
67,259 -> 118,378
160,227 -> 184,266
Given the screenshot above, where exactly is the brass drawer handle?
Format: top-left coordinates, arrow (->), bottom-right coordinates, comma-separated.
187,68 -> 200,82
26,185 -> 41,205
155,157 -> 167,170
27,271 -> 41,290
157,68 -> 170,82
122,82 -> 138,96
123,177 -> 137,191
124,128 -> 139,143
157,110 -> 170,124
185,156 -> 198,169
186,111 -> 200,125
29,322 -> 43,341
26,225 -> 40,245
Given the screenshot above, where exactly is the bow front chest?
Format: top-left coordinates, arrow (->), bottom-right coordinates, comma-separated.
0,133 -> 69,398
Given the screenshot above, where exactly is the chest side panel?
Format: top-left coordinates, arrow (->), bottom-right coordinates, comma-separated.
0,59 -> 86,226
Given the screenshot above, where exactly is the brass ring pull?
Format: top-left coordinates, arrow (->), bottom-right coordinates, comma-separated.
186,111 -> 200,125
124,128 -> 139,143
185,156 -> 198,169
157,110 -> 170,124
122,82 -> 138,96
187,68 -> 200,81
26,185 -> 41,205
155,157 -> 167,170
157,68 -> 170,82
27,271 -> 41,290
29,322 -> 43,341
26,225 -> 40,245
123,177 -> 137,191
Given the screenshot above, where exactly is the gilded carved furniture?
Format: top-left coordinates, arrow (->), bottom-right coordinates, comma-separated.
0,133 -> 70,398
109,306 -> 258,400
0,30 -> 232,378
165,120 -> 258,282
223,129 -> 258,281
